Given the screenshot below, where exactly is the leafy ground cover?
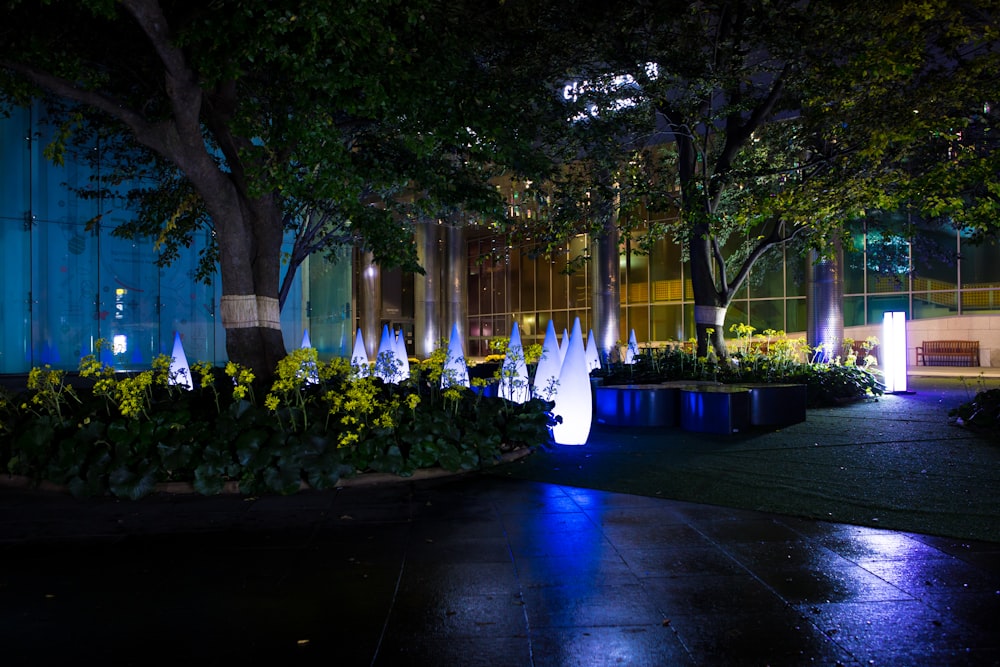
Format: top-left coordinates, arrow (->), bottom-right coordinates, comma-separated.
0,345 -> 553,499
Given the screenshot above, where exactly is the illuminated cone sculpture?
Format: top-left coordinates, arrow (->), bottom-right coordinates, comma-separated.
442,321 -> 470,388
624,328 -> 639,364
375,324 -> 400,383
351,328 -> 370,377
168,331 -> 193,390
499,321 -> 530,403
585,328 -> 601,372
394,329 -> 410,381
551,317 -> 592,445
532,320 -> 562,401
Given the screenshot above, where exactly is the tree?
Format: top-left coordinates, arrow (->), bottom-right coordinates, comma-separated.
493,0 -> 1000,358
0,0 -> 554,377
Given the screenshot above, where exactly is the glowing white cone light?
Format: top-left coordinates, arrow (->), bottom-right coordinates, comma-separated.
551,318 -> 592,445
168,331 -> 193,390
500,321 -> 530,403
442,321 -> 470,388
882,311 -> 908,393
351,328 -> 370,377
301,329 -> 312,349
559,328 -> 569,365
585,328 -> 601,372
624,329 -> 639,364
376,324 -> 400,383
533,320 -> 562,401
394,329 -> 410,380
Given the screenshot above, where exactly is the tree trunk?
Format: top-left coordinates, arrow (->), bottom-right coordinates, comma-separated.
688,218 -> 728,359
209,190 -> 287,379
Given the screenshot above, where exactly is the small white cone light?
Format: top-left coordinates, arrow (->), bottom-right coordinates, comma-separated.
533,320 -> 562,401
443,321 -> 470,388
500,321 -> 530,403
624,329 -> 639,364
585,328 -> 601,372
168,331 -> 193,390
558,328 -> 570,365
301,329 -> 312,349
551,318 -> 592,445
376,324 -> 399,383
351,328 -> 370,377
394,329 -> 410,380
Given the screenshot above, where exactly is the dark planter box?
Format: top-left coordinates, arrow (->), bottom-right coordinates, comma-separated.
679,385 -> 750,434
739,383 -> 807,426
594,384 -> 680,427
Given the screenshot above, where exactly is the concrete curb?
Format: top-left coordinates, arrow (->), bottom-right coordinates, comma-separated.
0,447 -> 534,497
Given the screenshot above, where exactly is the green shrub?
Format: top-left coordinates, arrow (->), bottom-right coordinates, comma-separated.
594,327 -> 883,406
0,344 -> 554,499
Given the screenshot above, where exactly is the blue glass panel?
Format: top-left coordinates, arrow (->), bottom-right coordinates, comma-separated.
31,217 -> 99,369
98,233 -> 160,369
0,108 -> 31,372
158,228 -> 218,366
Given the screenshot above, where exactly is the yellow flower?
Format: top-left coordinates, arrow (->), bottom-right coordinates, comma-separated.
406,393 -> 421,410
265,395 -> 280,411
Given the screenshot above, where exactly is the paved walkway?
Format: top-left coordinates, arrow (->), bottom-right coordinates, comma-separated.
0,375 -> 998,665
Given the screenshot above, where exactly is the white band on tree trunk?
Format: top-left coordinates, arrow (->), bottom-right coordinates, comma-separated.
693,305 -> 726,327
220,295 -> 281,330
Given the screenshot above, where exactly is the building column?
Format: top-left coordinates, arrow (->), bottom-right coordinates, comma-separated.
443,223 -> 467,344
590,216 -> 621,364
807,242 -> 844,363
414,220 -> 441,358
358,250 -> 381,359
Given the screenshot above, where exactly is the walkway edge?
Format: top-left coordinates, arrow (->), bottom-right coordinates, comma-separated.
0,447 -> 533,497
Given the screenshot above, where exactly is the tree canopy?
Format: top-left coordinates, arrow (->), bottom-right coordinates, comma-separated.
2,0 -> 998,372
0,0 -> 564,375
487,0 -> 1000,356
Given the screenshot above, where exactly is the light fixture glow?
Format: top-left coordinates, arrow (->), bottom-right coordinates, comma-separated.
882,311 -> 908,393
112,334 -> 127,355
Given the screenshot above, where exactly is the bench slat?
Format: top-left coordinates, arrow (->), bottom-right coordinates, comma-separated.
917,340 -> 979,366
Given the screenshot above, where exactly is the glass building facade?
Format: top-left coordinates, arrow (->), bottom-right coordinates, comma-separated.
4,107 -> 998,372
0,105 -> 353,375
466,219 -> 1000,357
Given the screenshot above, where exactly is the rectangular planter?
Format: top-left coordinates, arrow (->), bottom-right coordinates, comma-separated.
679,385 -> 750,434
594,384 -> 680,427
739,383 -> 807,426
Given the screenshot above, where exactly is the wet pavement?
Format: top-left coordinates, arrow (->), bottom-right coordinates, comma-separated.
1,374 -> 999,665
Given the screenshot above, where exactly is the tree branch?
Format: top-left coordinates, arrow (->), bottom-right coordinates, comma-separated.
0,61 -> 165,148
119,0 -> 204,146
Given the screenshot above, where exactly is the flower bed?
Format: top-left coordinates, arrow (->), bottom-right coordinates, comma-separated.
594,326 -> 883,407
0,345 -> 554,499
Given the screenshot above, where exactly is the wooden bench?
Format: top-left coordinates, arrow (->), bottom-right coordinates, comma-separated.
915,340 -> 980,367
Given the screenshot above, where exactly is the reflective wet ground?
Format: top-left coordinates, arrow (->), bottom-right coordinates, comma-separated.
1,474 -> 998,666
